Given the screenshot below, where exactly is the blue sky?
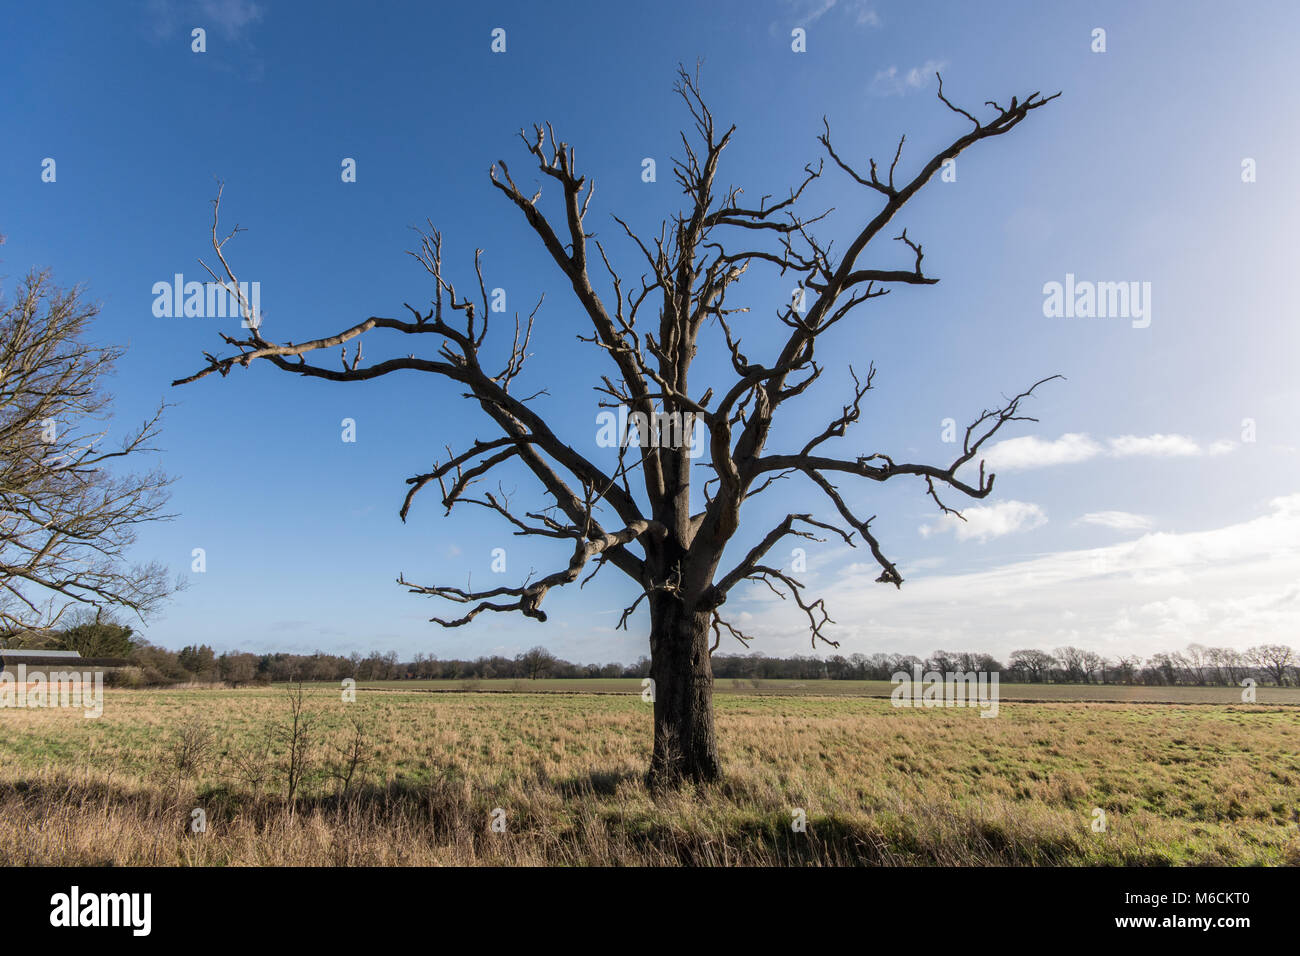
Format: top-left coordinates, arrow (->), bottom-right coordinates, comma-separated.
3,0 -> 1297,663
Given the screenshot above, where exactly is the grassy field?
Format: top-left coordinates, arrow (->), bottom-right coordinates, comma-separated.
340,677 -> 1300,705
2,685 -> 1297,866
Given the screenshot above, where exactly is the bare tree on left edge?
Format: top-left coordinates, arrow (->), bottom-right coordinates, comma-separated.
0,250 -> 177,634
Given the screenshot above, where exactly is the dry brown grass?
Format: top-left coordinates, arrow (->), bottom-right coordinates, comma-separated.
1,686 -> 1297,865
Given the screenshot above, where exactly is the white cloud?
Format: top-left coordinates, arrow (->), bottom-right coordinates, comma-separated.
1077,511 -> 1154,531
735,493 -> 1300,657
920,499 -> 1046,542
982,432 -> 1236,471
870,59 -> 946,96
983,433 -> 1101,470
1108,433 -> 1200,458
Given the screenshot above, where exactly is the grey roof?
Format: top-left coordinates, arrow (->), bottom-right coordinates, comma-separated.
0,649 -> 84,659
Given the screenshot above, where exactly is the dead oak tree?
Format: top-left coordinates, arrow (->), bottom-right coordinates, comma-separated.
176,70 -> 1059,786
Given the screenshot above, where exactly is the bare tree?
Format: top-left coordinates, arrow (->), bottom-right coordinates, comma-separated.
1207,646 -> 1243,686
329,713 -> 371,796
1148,652 -> 1180,685
1183,643 -> 1211,686
176,69 -> 1058,785
166,714 -> 214,794
516,645 -> 556,680
0,257 -> 174,632
280,680 -> 315,807
929,649 -> 960,673
1246,644 -> 1295,687
1081,650 -> 1108,684
1112,655 -> 1141,685
1054,646 -> 1090,682
1009,649 -> 1057,683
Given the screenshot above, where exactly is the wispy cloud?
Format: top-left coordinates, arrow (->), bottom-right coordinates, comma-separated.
146,0 -> 263,41
1077,510 -> 1154,531
789,0 -> 837,24
983,432 -> 1236,471
848,1 -> 880,26
920,499 -> 1046,542
870,59 -> 946,96
781,0 -> 880,27
201,0 -> 263,37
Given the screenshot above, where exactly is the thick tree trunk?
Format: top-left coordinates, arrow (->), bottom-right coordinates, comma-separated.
647,593 -> 720,787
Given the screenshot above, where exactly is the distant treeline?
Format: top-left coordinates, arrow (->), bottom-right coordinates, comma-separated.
4,620 -> 1293,689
